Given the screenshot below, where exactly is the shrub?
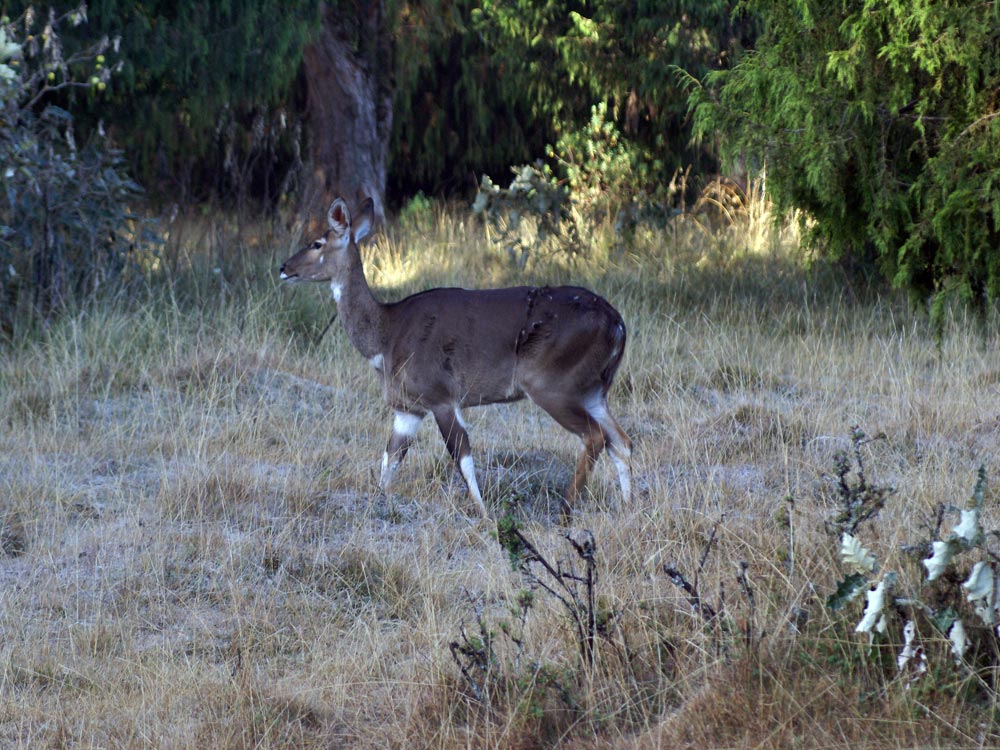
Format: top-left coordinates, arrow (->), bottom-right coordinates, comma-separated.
472,162 -> 581,267
692,0 -> 1000,318
0,6 -> 151,326
472,103 -> 678,265
827,430 -> 1000,699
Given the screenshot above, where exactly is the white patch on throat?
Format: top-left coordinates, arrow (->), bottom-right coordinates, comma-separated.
330,281 -> 343,302
369,353 -> 384,371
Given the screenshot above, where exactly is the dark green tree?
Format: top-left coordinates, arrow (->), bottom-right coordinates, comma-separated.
2,0 -> 322,205
6,1 -> 518,212
691,0 -> 1000,313
387,0 -> 546,197
91,0 -> 320,205
4,1 -> 761,214
472,1 -> 752,188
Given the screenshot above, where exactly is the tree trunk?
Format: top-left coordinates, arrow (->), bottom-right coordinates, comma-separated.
302,1 -> 393,227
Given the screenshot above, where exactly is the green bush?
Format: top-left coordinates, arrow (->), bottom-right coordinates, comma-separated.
472,162 -> 581,267
0,8 -> 151,326
472,104 -> 679,265
548,101 -> 668,218
691,0 -> 1000,317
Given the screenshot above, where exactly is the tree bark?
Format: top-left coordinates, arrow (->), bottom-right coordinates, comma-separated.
302,1 -> 393,227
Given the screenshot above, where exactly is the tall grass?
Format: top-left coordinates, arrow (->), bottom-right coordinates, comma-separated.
1,192 -> 998,748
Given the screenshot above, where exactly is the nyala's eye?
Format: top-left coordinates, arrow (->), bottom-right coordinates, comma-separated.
312,241 -> 324,249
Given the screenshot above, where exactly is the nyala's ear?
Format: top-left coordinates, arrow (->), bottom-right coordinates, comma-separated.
327,198 -> 350,235
353,197 -> 375,243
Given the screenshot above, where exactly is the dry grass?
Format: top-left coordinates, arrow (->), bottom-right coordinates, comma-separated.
1,196 -> 999,749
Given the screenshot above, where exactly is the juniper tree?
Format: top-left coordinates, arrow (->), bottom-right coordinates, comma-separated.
691,0 -> 1000,315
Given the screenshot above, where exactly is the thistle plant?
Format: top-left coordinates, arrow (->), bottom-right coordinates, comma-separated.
830,455 -> 998,691
472,162 -> 582,268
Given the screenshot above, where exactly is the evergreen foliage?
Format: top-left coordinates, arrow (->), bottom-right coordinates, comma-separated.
0,7 -> 148,324
387,0 -> 546,197
691,0 -> 1000,311
3,2 -> 756,209
472,1 -> 752,186
2,0 -> 321,203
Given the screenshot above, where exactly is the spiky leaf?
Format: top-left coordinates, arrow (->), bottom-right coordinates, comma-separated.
963,561 -> 994,602
949,619 -> 968,662
856,578 -> 889,634
840,532 -> 877,574
827,572 -> 869,611
953,508 -> 982,545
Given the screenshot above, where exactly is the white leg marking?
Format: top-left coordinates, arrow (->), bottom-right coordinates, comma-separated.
379,450 -> 396,489
610,448 -> 632,503
582,391 -> 610,423
583,391 -> 632,502
393,411 -> 423,437
459,454 -> 487,516
379,412 -> 423,490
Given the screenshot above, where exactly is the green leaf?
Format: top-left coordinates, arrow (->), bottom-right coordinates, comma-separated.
827,572 -> 868,611
931,606 -> 958,634
568,12 -> 598,39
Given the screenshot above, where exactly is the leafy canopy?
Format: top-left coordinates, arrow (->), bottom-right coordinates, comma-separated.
473,0 -> 746,147
388,0 -> 546,196
2,0 -> 322,200
692,0 -> 1000,310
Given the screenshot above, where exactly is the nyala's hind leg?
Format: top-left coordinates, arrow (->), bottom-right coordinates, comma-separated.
563,423 -> 608,521
432,405 -> 487,517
